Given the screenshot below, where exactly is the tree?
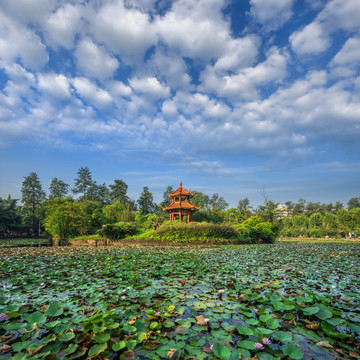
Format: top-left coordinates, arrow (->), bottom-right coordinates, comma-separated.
109,179 -> 129,204
44,197 -> 86,239
256,199 -> 279,223
209,193 -> 228,212
137,186 -> 155,215
49,178 -> 69,199
293,198 -> 306,216
192,192 -> 210,211
87,183 -> 111,204
21,172 -> 46,234
161,185 -> 174,207
0,196 -> 22,235
237,197 -> 250,213
72,166 -> 95,201
347,197 -> 360,210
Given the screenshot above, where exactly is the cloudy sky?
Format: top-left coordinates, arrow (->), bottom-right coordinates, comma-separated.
0,0 -> 359,207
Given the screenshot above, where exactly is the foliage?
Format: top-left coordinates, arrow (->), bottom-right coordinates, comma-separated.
0,196 -> 22,234
49,177 -> 69,199
72,166 -> 96,201
44,197 -> 87,239
347,197 -> 360,210
98,222 -> 138,240
234,216 -> 279,243
148,221 -> 240,243
109,179 -> 130,204
21,172 -> 46,233
103,202 -> 136,223
137,186 -> 155,215
1,242 -> 360,360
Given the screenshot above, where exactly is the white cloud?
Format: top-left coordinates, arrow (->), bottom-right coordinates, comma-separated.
319,0 -> 360,33
75,38 -> 119,80
214,36 -> 260,72
45,3 -> 83,49
0,11 -> 48,70
250,0 -> 294,31
331,37 -> 360,68
129,77 -> 170,98
91,1 -> 156,63
154,0 -> 229,60
72,77 -> 113,108
107,80 -> 132,97
38,73 -> 71,99
290,22 -> 330,55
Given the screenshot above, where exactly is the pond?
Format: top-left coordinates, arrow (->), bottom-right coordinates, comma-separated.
0,242 -> 359,359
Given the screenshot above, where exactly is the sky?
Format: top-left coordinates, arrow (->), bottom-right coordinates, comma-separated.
0,0 -> 360,208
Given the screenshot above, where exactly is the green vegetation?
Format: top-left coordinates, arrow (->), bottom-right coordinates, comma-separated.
147,221 -> 240,243
1,168 -> 360,242
1,242 -> 359,359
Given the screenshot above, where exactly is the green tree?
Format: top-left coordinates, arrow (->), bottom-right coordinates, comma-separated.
322,212 -> 337,237
160,185 -> 174,207
137,186 -> 155,215
72,166 -> 95,201
44,197 -> 86,239
49,177 -> 69,199
347,197 -> 360,210
0,196 -> 22,234
293,198 -> 306,216
237,197 -> 251,213
192,192 -> 210,211
209,193 -> 228,212
21,172 -> 46,234
256,199 -> 279,223
109,179 -> 129,204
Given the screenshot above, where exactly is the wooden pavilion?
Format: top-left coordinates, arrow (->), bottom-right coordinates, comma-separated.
161,182 -> 201,223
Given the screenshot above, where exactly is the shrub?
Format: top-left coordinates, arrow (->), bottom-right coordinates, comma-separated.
98,222 -> 137,240
148,222 -> 239,243
234,216 -> 278,243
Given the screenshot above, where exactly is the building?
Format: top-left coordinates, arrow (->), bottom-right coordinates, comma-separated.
161,182 -> 201,223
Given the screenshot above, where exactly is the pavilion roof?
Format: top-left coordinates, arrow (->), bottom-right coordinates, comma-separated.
162,200 -> 201,211
168,182 -> 195,198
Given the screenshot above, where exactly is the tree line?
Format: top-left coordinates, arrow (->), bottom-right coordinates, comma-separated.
0,166 -> 359,238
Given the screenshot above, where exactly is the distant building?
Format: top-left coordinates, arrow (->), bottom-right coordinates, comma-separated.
276,204 -> 293,219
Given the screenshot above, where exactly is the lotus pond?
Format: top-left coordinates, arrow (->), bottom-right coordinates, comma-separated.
0,242 -> 359,360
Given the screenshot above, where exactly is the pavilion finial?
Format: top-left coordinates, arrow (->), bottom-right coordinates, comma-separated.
180,181 -> 182,187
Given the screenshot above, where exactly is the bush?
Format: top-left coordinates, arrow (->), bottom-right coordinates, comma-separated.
148,222 -> 239,243
98,222 -> 138,240
234,216 -> 278,243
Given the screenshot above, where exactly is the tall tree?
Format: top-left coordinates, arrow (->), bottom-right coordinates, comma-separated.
109,179 -> 129,204
347,197 -> 360,210
0,196 -> 22,234
49,177 -> 69,199
237,197 -> 250,213
161,185 -> 173,207
21,172 -> 46,233
137,186 -> 155,215
72,166 -> 95,201
209,193 -> 228,212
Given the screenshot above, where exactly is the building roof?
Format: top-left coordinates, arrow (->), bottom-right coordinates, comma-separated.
167,182 -> 195,198
162,200 -> 201,211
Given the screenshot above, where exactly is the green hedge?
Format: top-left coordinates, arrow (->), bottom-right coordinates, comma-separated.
97,222 -> 138,240
233,216 -> 278,243
148,221 -> 240,243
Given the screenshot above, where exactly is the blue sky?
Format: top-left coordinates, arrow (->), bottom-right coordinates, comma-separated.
0,0 -> 359,208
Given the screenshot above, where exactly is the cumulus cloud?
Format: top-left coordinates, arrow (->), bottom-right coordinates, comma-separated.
290,22 -> 330,55
72,77 -> 113,108
331,37 -> 360,68
154,0 -> 230,60
250,0 -> 294,31
0,11 -> 48,70
75,38 -> 119,80
91,1 -> 156,63
38,73 -> 71,99
129,77 -> 170,98
45,3 -> 83,49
